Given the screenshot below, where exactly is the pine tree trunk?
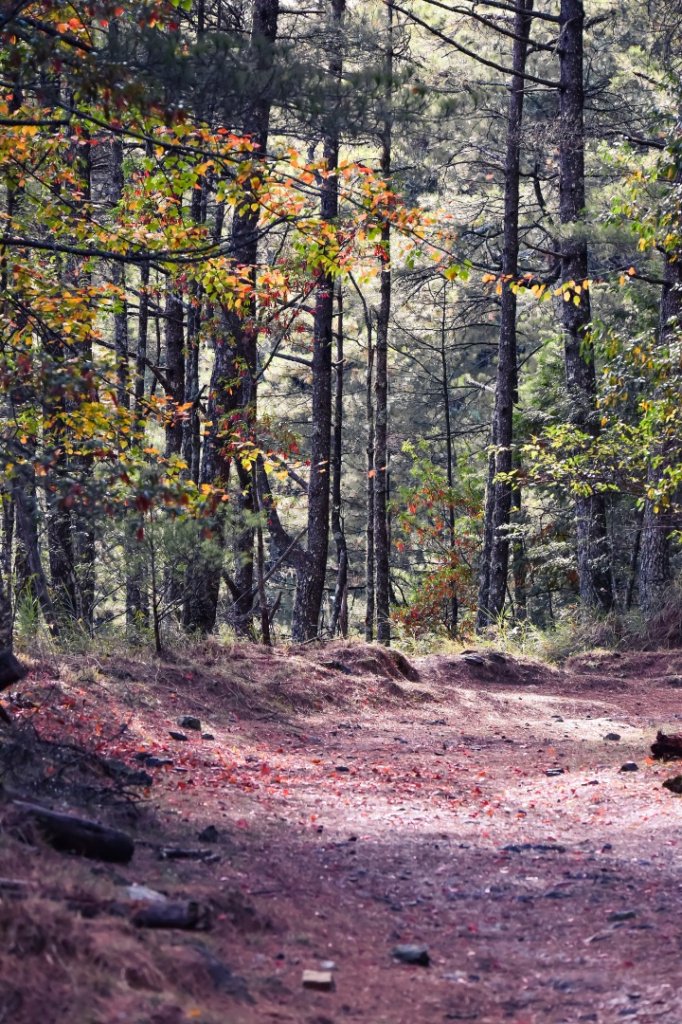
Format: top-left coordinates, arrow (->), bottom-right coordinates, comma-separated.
330,283 -> 349,638
164,289 -> 185,458
558,0 -> 613,612
374,0 -> 394,647
477,0 -> 533,629
440,284 -> 458,635
291,0 -> 345,642
365,326 -> 375,641
188,0 -> 279,635
639,250 -> 682,613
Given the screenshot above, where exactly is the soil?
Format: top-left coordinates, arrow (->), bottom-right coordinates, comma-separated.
1,641 -> 682,1024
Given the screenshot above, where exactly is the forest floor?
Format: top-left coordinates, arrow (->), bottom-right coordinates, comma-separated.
1,640 -> 682,1024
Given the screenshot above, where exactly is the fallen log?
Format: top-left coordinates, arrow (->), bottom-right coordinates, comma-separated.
9,800 -> 134,863
650,730 -> 682,760
131,900 -> 211,930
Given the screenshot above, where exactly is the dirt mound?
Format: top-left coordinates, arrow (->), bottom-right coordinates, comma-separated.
566,648 -> 682,688
421,648 -> 557,691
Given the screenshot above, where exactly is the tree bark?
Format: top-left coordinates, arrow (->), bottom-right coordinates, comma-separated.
187,0 -> 279,635
476,0 -> 533,630
558,0 -> 613,613
374,0 -> 394,647
440,283 -> 458,635
330,283 -> 349,637
291,0 -> 345,642
164,288 -> 185,458
638,250 -> 682,613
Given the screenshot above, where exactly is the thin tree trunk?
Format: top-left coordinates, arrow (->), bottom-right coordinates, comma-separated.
365,323 -> 375,641
477,0 -> 533,629
252,466 -> 272,645
183,185 -> 205,483
511,474 -> 527,622
330,283 -> 349,637
440,283 -> 458,635
638,248 -> 682,613
558,0 -> 613,612
164,289 -> 185,458
13,465 -> 58,636
291,0 -> 345,642
374,0 -> 394,647
126,262 -> 150,631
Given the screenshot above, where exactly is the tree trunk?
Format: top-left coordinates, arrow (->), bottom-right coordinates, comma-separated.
476,0 -> 533,629
440,284 -> 458,635
183,183 -> 206,484
330,283 -> 349,638
291,0 -> 345,642
164,289 -> 185,458
639,250 -> 682,613
187,0 -> 279,635
558,0 -> 613,612
374,0 -> 394,647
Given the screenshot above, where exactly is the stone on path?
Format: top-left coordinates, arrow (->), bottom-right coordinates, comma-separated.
178,715 -> 201,731
662,774 -> 682,794
392,944 -> 430,966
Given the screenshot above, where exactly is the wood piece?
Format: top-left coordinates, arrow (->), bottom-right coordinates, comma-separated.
158,846 -> 217,862
651,730 -> 682,760
302,970 -> 335,991
10,800 -> 134,863
131,900 -> 210,930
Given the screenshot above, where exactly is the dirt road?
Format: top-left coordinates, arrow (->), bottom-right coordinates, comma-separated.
2,644 -> 682,1023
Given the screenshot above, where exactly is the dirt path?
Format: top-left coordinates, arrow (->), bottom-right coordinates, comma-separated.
2,645 -> 682,1023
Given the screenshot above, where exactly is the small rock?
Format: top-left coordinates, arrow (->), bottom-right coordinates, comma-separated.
319,960 -> 337,971
545,768 -> 564,777
608,910 -> 637,923
551,715 -> 564,722
126,883 -> 168,904
604,732 -> 621,741
178,715 -> 201,731
202,733 -> 215,741
198,825 -> 219,844
302,970 -> 335,991
334,765 -> 350,773
662,775 -> 682,794
463,654 -> 485,666
169,731 -> 188,742
392,944 -> 430,966
619,762 -> 638,773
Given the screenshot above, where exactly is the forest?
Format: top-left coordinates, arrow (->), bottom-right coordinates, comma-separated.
2,5 -> 682,1022
1,0 -> 680,657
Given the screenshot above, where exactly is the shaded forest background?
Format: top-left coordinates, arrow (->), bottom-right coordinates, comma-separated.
1,0 -> 681,656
